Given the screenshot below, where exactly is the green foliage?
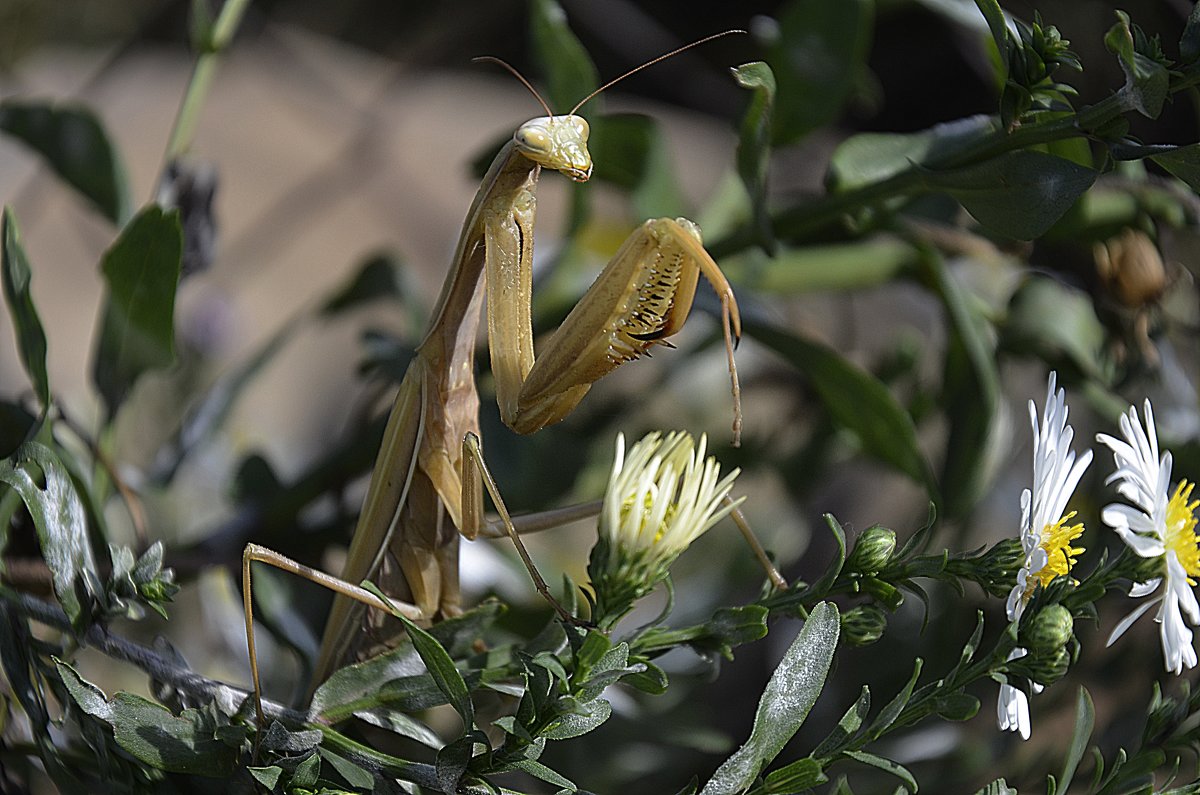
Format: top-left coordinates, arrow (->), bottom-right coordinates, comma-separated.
1,208 -> 49,415
91,205 -> 183,418
0,100 -> 131,224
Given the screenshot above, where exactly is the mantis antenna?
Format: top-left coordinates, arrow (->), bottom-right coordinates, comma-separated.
475,29 -> 746,116
471,56 -> 554,116
569,29 -> 746,114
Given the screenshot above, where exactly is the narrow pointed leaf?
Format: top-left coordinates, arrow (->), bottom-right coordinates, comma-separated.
746,319 -> 936,497
394,611 -> 474,730
767,0 -> 873,145
1059,688 -> 1094,793
1,207 -> 50,411
842,750 -> 917,791
733,61 -> 776,254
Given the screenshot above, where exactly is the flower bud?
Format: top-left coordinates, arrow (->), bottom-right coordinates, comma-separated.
846,526 -> 897,575
1094,228 -> 1166,309
1010,645 -> 1071,687
1021,604 -> 1073,653
840,604 -> 887,646
977,538 -> 1025,597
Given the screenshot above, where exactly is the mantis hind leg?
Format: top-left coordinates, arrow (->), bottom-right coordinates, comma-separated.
241,544 -> 424,731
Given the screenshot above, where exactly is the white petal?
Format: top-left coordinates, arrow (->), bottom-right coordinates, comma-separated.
997,684 -> 1031,740
1130,578 -> 1163,597
1157,585 -> 1196,675
1107,597 -> 1160,646
1101,503 -> 1156,535
1109,524 -> 1165,558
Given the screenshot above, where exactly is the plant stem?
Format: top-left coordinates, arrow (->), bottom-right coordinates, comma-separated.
2,587 -> 304,723
156,0 -> 252,188
710,67 -> 1200,259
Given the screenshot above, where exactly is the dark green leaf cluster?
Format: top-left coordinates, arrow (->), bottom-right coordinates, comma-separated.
993,8 -> 1082,128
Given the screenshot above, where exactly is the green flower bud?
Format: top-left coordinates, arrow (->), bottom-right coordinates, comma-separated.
846,526 -> 897,575
977,538 -> 1025,597
840,604 -> 887,647
1010,645 -> 1071,687
1021,605 -> 1074,653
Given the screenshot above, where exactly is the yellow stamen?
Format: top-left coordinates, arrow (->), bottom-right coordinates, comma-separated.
1029,511 -> 1086,596
1164,481 -> 1200,583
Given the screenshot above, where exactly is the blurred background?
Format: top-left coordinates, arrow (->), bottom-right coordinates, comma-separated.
2,0 -> 1200,792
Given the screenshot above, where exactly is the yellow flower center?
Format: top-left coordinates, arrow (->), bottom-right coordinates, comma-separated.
1028,511 -> 1085,596
1164,480 -> 1200,583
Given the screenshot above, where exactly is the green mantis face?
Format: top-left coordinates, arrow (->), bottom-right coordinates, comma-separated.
513,114 -> 592,182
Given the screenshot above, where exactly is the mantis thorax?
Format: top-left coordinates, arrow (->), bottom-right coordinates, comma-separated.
513,115 -> 592,182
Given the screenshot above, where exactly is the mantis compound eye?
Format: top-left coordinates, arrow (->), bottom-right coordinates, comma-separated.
514,123 -> 552,155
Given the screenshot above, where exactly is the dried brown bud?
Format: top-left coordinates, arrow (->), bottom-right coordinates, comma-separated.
1094,228 -> 1166,308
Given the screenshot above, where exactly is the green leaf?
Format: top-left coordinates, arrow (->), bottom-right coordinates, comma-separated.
0,100 -> 130,224
973,779 -> 1017,795
622,659 -> 668,694
247,766 -> 283,789
923,151 -> 1096,240
920,251 -> 1001,519
972,0 -> 1009,71
1000,276 -> 1105,379
827,117 -> 998,192
745,319 -> 936,496
509,758 -> 578,791
0,443 -> 98,629
767,0 -> 873,145
1183,1 -> 1200,63
543,696 -> 612,740
733,61 -> 776,254
355,705 -> 443,748
763,757 -> 828,793
108,692 -> 237,776
319,253 -> 407,317
934,691 -> 981,721
1059,688 -> 1094,793
813,686 -> 870,759
92,206 -> 183,417
289,751 -> 320,789
842,750 -> 917,791
809,514 -> 848,596
308,632 -> 423,720
54,658 -> 113,722
700,602 -> 840,795
318,747 -> 375,790
1104,11 -> 1169,118
741,239 -> 917,294
1,207 -> 50,412
393,611 -> 474,730
259,721 -> 322,754
867,658 -> 923,739
1150,144 -> 1200,194
529,0 -> 598,114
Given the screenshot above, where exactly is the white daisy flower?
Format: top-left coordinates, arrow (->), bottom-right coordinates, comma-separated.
998,372 -> 1092,741
587,431 -> 741,627
1098,399 -> 1200,674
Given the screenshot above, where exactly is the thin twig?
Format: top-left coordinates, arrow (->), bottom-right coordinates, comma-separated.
3,588 -> 302,723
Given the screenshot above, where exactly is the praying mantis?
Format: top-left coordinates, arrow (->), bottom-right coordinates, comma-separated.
242,32 -> 783,729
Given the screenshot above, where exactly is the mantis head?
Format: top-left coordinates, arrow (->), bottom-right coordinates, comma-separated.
513,115 -> 592,182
